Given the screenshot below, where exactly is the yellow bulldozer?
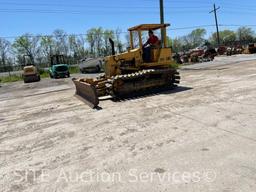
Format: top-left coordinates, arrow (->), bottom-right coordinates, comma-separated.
72,24 -> 180,108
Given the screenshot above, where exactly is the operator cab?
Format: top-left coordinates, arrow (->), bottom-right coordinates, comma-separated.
23,55 -> 34,66
50,54 -> 66,66
128,24 -> 170,63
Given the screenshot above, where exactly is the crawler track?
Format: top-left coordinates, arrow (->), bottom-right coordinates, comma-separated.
105,68 -> 180,97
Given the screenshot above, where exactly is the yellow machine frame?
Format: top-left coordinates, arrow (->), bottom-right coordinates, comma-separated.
104,24 -> 172,77
72,24 -> 180,108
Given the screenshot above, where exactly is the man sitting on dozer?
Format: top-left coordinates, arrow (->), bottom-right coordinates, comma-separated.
143,30 -> 160,62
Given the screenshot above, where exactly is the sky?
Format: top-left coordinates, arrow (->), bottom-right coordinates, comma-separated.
1,0 -> 256,41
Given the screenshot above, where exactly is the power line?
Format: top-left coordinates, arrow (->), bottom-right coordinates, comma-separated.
0,33 -> 127,40
1,4 -> 256,15
221,11 -> 256,15
3,24 -> 252,40
170,25 -> 216,30
0,8 -> 211,13
2,3 -> 255,11
2,22 -> 256,39
220,24 -> 256,27
0,2 -> 210,9
1,0 -> 254,9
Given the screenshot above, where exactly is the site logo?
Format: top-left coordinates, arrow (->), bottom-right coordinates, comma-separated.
11,168 -> 217,185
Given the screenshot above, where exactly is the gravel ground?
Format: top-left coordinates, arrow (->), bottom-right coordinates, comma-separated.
0,55 -> 256,192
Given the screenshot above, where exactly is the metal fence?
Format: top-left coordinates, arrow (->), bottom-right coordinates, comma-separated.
0,65 -> 24,77
0,63 -> 80,78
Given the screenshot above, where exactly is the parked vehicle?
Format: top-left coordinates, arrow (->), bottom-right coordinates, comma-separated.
79,58 -> 103,73
22,55 -> 40,83
49,55 -> 70,78
23,66 -> 40,83
248,43 -> 256,54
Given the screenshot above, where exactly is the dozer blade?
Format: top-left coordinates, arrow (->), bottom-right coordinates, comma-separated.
72,78 -> 99,108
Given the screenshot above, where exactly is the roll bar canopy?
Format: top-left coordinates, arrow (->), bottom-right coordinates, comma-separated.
128,24 -> 170,32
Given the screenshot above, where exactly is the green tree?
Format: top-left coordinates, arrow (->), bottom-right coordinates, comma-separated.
103,29 -> 114,56
86,27 -> 116,57
0,38 -> 11,67
171,37 -> 184,52
52,29 -> 69,55
94,27 -> 104,56
174,28 -> 207,51
210,30 -> 236,46
76,35 -> 88,59
86,29 -> 96,56
40,36 -> 54,64
237,27 -> 255,43
68,35 -> 88,61
187,28 -> 207,47
115,28 -> 123,53
13,34 -> 40,64
69,35 -> 78,57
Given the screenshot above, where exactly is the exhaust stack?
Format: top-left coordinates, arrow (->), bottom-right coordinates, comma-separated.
109,38 -> 115,55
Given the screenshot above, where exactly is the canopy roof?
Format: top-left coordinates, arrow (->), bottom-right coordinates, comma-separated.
128,24 -> 170,31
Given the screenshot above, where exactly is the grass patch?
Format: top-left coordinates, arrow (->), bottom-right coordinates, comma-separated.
40,72 -> 49,78
0,75 -> 23,83
39,70 -> 49,78
0,69 -> 50,83
69,66 -> 80,74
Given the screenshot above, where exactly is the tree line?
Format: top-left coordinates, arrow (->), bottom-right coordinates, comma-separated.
0,26 -> 256,71
0,27 -> 124,71
172,27 -> 256,52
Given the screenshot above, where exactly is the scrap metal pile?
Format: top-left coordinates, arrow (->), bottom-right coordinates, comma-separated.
173,47 -> 217,64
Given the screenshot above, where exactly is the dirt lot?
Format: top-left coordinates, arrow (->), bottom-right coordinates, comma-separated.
1,55 -> 256,192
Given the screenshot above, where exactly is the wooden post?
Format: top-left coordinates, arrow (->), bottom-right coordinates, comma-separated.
163,28 -> 167,48
138,31 -> 143,49
130,31 -> 134,49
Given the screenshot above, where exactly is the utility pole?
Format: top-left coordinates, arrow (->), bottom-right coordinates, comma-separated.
160,0 -> 165,47
160,0 -> 164,24
210,4 -> 220,47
